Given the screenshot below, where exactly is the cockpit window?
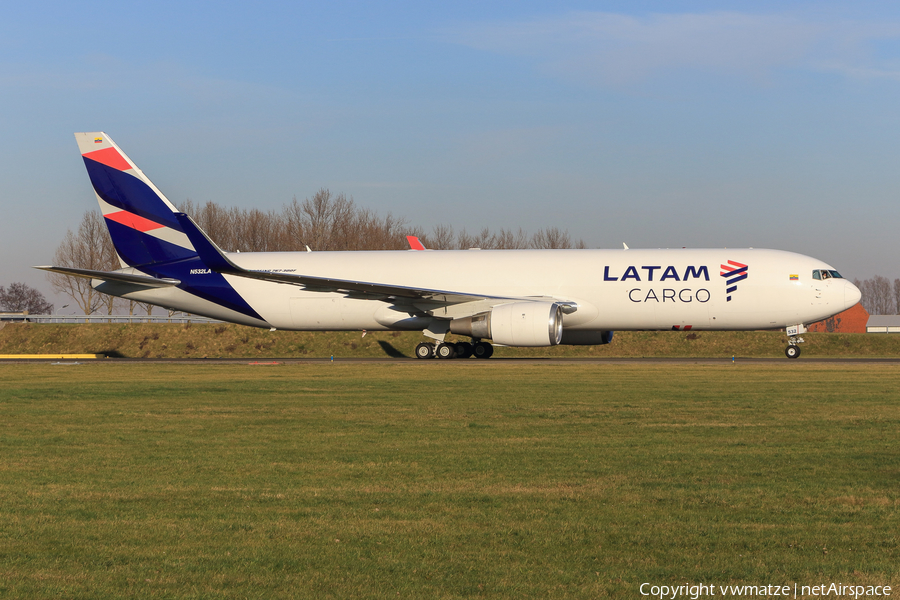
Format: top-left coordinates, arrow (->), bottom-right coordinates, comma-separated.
812,269 -> 843,280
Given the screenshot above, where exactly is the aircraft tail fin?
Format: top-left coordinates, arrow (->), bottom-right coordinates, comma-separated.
76,132 -> 197,268
173,212 -> 240,274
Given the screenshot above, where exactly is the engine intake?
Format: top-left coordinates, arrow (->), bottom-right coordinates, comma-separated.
450,302 -> 564,347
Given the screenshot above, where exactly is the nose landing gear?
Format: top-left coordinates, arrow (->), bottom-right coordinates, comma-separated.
785,344 -> 801,359
785,324 -> 806,359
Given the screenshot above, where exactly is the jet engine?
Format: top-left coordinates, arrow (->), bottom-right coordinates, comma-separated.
449,302 -> 564,347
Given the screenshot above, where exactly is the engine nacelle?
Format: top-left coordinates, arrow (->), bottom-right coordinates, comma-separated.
449,302 -> 564,347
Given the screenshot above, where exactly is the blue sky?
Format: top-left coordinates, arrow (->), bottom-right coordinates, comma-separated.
3,1 -> 900,307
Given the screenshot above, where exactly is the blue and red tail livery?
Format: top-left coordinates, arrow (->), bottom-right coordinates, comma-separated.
75,132 -> 196,267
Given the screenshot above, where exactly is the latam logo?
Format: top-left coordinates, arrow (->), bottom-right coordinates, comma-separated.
720,260 -> 748,301
603,265 -> 710,281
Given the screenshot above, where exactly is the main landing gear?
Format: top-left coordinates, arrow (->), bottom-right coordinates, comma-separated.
414,341 -> 494,359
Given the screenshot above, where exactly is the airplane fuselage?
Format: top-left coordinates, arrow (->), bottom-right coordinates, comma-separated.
100,247 -> 858,334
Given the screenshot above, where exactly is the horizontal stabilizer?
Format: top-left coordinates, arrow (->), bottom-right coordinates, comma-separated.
34,266 -> 180,287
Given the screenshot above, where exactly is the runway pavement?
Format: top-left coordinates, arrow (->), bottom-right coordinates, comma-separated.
4,356 -> 900,364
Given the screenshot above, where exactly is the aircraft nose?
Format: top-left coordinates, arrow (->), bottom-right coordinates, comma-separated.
844,279 -> 862,309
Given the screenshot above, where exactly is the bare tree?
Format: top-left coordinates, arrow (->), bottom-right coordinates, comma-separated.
0,282 -> 53,314
300,189 -> 355,251
495,227 -> 530,249
347,209 -> 409,251
280,196 -> 308,252
98,227 -> 120,315
469,227 -> 496,249
531,227 -> 572,249
232,207 -> 275,252
127,300 -> 155,316
854,275 -> 898,315
274,189 -> 412,251
853,278 -> 871,313
418,225 -> 534,250
422,224 -> 456,250
179,199 -> 238,252
456,229 -> 476,250
48,210 -> 119,315
871,275 -> 894,315
894,278 -> 900,315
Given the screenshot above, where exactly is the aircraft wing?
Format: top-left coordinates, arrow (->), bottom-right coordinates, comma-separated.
34,266 -> 181,287
174,213 -> 576,311
217,269 -> 492,304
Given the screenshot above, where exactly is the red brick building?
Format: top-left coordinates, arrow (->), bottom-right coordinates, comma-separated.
806,303 -> 869,333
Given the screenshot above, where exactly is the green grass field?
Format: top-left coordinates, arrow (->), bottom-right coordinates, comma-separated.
1,362 -> 898,598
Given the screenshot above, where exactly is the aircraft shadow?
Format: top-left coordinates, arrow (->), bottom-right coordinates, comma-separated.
377,341 -> 408,358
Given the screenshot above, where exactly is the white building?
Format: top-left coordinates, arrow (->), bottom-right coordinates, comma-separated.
866,315 -> 900,333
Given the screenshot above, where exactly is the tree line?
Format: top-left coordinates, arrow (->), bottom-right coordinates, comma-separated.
0,282 -> 54,315
177,189 -> 586,253
852,276 -> 900,316
41,189 -> 585,315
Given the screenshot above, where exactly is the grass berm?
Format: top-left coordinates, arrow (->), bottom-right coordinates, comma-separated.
2,322 -> 900,358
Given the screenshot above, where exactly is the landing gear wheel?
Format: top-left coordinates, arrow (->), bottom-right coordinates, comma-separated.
415,342 -> 435,359
473,342 -> 494,359
785,345 -> 801,359
436,342 -> 457,359
455,342 -> 473,359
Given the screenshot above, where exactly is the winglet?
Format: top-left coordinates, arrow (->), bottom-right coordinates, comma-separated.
173,213 -> 241,274
407,235 -> 426,251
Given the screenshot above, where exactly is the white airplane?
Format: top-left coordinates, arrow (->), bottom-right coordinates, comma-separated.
37,132 -> 861,359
